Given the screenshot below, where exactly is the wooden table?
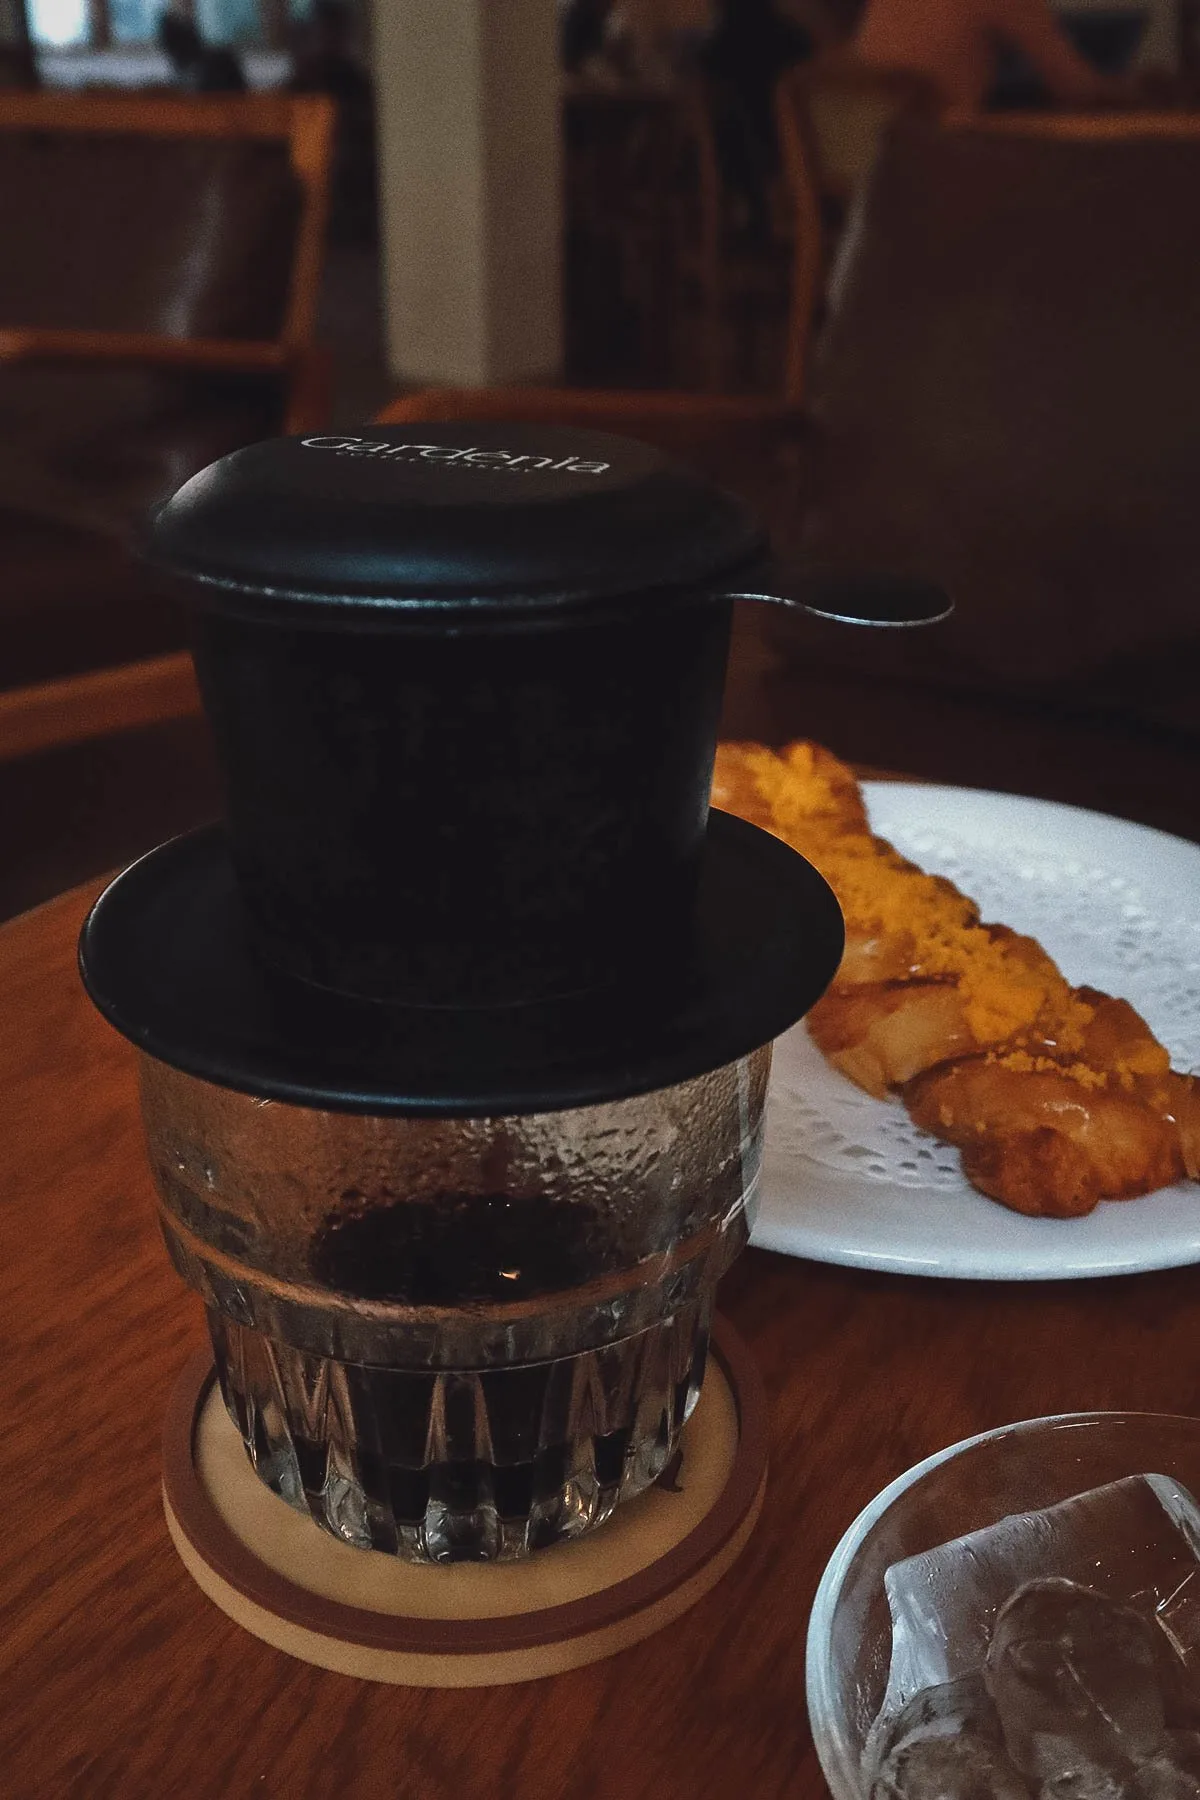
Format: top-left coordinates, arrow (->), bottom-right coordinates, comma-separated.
5,879 -> 1200,1800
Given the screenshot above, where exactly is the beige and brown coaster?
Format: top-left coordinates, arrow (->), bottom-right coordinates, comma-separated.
162,1316 -> 768,1687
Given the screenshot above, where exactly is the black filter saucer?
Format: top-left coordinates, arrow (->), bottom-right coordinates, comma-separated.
79,811 -> 843,1118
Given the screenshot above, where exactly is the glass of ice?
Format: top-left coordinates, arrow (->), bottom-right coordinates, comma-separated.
807,1413 -> 1200,1799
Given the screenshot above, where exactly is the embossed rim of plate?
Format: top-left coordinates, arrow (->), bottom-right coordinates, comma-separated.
161,1314 -> 767,1657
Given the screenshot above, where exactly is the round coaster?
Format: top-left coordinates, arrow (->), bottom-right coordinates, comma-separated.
161,1316 -> 768,1687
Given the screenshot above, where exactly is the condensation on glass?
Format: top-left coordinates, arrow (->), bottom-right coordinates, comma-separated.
140,1045 -> 772,1562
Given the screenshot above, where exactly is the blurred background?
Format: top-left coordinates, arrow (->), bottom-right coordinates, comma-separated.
2,0 -> 1198,922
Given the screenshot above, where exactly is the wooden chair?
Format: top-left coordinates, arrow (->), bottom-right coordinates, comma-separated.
941,105 -> 1200,140
0,91 -> 334,762
377,387 -> 804,426
0,91 -> 333,426
775,57 -> 941,399
562,87 -> 680,388
668,79 -> 797,396
563,82 -> 802,396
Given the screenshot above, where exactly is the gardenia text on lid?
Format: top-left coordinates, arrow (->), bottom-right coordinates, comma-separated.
301,435 -> 613,474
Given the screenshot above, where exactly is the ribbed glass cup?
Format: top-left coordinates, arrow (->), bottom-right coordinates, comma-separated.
138,1047 -> 771,1562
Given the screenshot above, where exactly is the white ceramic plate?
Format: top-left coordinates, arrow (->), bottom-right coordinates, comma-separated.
752,784 -> 1200,1280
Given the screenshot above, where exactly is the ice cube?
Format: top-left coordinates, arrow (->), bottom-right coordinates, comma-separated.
1131,1733 -> 1200,1799
986,1578 -> 1166,1780
871,1732 -> 1032,1799
1038,1769 -> 1127,1799
871,1672 -> 1002,1765
880,1476 -> 1200,1716
866,1673 -> 1033,1797
1133,1763 -> 1200,1799
1161,1730 -> 1200,1772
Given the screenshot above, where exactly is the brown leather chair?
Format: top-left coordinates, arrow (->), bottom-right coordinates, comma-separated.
790,112 -> 1200,795
0,91 -> 333,756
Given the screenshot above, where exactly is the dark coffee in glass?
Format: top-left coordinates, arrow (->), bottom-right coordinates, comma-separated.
141,1046 -> 771,1561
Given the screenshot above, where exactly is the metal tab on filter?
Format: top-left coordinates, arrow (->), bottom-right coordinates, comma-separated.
725,563 -> 954,628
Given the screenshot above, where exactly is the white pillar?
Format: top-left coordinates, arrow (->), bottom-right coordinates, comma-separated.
371,0 -> 563,387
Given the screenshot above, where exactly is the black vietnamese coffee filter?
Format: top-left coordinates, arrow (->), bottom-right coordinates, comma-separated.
79,423 -> 948,1115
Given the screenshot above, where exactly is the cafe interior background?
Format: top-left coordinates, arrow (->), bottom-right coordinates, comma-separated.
4,0 -> 1198,918
5,0 -> 1200,1791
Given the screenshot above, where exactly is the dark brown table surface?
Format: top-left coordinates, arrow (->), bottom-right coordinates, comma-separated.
5,874 -> 1200,1800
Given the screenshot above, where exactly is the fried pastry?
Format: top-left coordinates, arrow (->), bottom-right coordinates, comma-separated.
712,741 -> 1200,1218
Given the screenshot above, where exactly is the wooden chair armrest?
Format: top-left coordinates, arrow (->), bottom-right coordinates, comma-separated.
376,387 -> 809,430
0,328 -> 290,375
0,330 -> 331,433
0,652 -> 202,764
